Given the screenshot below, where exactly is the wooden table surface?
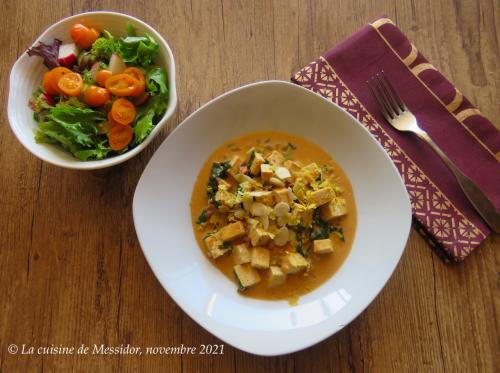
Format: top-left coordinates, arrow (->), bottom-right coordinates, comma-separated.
1,1 -> 498,372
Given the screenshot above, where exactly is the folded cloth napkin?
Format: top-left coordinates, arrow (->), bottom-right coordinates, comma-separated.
291,17 -> 500,262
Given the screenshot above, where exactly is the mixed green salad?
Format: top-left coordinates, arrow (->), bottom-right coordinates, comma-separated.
27,22 -> 169,160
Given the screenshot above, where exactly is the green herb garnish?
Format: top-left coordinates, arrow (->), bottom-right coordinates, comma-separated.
206,161 -> 232,202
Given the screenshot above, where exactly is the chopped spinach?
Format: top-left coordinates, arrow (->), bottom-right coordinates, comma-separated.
202,231 -> 216,240
311,219 -> 330,240
331,226 -> 345,241
295,228 -> 311,257
236,184 -> 245,195
247,150 -> 256,173
311,210 -> 345,241
206,161 -> 231,202
310,210 -> 328,240
196,208 -> 208,224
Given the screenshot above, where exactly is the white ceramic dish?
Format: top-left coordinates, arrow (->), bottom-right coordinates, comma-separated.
7,11 -> 177,170
133,80 -> 411,355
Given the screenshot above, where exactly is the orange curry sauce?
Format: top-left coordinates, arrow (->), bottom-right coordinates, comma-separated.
190,131 -> 356,302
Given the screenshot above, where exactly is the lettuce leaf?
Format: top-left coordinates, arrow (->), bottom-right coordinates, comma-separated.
27,39 -> 61,69
29,89 -> 53,114
146,67 -> 168,95
126,23 -> 137,36
116,34 -> 159,69
35,103 -> 111,160
133,93 -> 168,143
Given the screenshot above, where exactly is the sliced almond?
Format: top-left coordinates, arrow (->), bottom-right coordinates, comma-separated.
270,177 -> 284,187
273,226 -> 289,246
275,166 -> 292,180
250,202 -> 268,217
274,202 -> 290,217
259,214 -> 270,230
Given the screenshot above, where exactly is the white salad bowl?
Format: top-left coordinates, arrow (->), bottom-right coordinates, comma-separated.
7,11 -> 177,170
133,81 -> 411,355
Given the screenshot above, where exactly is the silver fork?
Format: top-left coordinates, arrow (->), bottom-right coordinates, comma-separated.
367,71 -> 500,233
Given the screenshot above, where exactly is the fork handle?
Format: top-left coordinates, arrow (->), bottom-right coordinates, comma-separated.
415,130 -> 500,233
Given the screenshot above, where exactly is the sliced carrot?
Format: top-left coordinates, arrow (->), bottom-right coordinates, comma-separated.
57,72 -> 83,96
108,124 -> 133,151
110,98 -> 136,125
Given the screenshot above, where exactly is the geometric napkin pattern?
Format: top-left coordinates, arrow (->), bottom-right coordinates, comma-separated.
292,56 -> 486,261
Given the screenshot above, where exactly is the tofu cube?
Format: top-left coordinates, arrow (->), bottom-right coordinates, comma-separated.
228,155 -> 242,176
234,264 -> 261,289
299,207 -> 314,227
266,150 -> 286,166
320,198 -> 348,221
250,152 -> 265,175
232,243 -> 251,264
313,239 -> 334,254
251,247 -> 271,269
217,177 -> 231,189
219,221 -> 246,242
309,188 -> 334,206
260,163 -> 273,182
248,190 -> 274,205
249,227 -> 271,246
268,266 -> 286,287
275,166 -> 292,181
300,163 -> 321,182
215,189 -> 237,208
281,252 -> 308,274
204,235 -> 229,259
274,188 -> 291,204
284,160 -> 302,174
292,180 -> 307,201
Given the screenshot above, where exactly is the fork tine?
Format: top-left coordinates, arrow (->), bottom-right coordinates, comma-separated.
374,73 -> 401,117
379,72 -> 406,113
382,70 -> 408,111
368,77 -> 395,120
367,79 -> 391,121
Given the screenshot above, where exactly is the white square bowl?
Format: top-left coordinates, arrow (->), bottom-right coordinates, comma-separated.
133,80 -> 411,355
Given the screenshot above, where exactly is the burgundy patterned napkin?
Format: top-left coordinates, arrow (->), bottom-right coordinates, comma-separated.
292,17 -> 500,262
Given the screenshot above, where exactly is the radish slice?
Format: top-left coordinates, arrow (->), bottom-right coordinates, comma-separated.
109,53 -> 127,75
57,43 -> 79,68
90,61 -> 101,79
42,93 -> 56,106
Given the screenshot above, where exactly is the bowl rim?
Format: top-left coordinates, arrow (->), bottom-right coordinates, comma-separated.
133,79 -> 412,356
7,11 -> 177,170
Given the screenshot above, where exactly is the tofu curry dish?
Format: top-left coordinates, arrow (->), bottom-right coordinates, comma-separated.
190,131 -> 356,303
